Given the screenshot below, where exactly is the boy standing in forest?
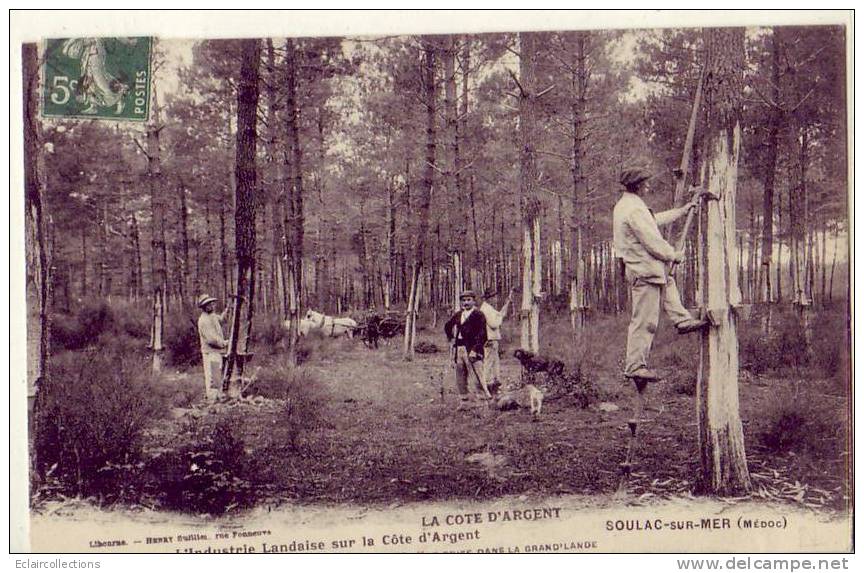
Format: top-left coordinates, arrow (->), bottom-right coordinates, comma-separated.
479,288 -> 515,395
444,290 -> 490,407
613,165 -> 707,381
197,294 -> 228,400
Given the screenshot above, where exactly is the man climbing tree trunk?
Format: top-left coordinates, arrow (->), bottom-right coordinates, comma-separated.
24,42 -> 51,477
222,39 -> 260,390
696,27 -> 752,496
147,85 -> 167,374
518,32 -> 541,353
403,38 -> 437,361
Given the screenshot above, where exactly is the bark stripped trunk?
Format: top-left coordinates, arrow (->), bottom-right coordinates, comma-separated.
24,43 -> 52,476
285,38 -> 304,311
80,227 -> 87,297
147,86 -> 167,374
519,32 -> 541,354
567,32 -> 590,357
462,42 -> 480,264
386,178 -> 397,310
283,37 -> 303,363
696,27 -> 751,496
828,223 -> 839,302
443,38 -> 463,250
791,127 -> 813,352
97,203 -> 109,298
452,251 -> 464,311
219,195 -> 230,300
129,214 -> 142,300
759,29 -> 783,328
404,40 -> 436,361
265,39 -> 288,321
222,39 -> 260,391
176,177 -> 190,309
775,188 -> 783,302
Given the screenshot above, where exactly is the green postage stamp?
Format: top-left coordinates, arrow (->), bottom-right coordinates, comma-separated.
42,37 -> 152,121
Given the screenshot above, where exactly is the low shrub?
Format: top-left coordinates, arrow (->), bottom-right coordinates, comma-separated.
50,300 -> 114,350
670,372 -> 697,396
739,314 -> 809,375
253,315 -> 286,353
98,332 -> 150,358
556,365 -> 601,409
250,362 -> 322,449
148,371 -> 203,409
35,349 -> 165,501
760,396 -> 842,456
810,311 -> 850,386
164,315 -> 201,368
295,329 -> 328,364
280,369 -> 323,450
109,301 -> 151,340
147,416 -> 253,515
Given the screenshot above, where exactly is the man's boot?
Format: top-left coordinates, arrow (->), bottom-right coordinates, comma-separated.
676,318 -> 708,334
625,367 -> 660,381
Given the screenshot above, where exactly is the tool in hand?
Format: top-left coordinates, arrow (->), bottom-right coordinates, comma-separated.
668,187 -> 719,276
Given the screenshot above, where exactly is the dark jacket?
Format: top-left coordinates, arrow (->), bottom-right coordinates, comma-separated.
444,308 -> 487,357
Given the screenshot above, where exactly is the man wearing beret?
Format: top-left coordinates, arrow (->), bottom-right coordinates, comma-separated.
613,165 -> 707,381
444,290 -> 490,405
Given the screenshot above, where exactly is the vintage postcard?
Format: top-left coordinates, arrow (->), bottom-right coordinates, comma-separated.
10,10 -> 853,555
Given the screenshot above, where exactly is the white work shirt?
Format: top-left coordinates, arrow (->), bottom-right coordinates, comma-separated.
479,301 -> 507,341
198,311 -> 226,355
612,192 -> 679,285
460,308 -> 474,324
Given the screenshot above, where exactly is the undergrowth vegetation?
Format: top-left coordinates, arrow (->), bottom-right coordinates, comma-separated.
32,299 -> 850,514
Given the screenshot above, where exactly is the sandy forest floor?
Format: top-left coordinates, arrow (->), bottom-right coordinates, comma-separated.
137,313 -> 850,516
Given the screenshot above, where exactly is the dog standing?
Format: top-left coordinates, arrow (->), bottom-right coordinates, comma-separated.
512,349 -> 566,419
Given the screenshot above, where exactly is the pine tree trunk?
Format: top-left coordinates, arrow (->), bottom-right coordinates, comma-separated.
285,38 -> 305,313
80,227 -> 87,297
177,177 -> 190,307
452,251 -> 463,311
792,128 -> 813,353
97,203 -> 108,298
775,190 -> 783,302
519,32 -> 541,354
403,39 -> 437,361
223,39 -> 260,391
24,42 -> 52,475
820,220 -> 827,305
829,223 -> 839,302
444,38 -> 464,251
128,214 -> 140,300
760,32 -> 781,304
147,85 -> 167,374
567,32 -> 590,354
696,27 -> 751,496
265,39 -> 288,321
219,196 -> 230,300
387,180 -> 397,310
